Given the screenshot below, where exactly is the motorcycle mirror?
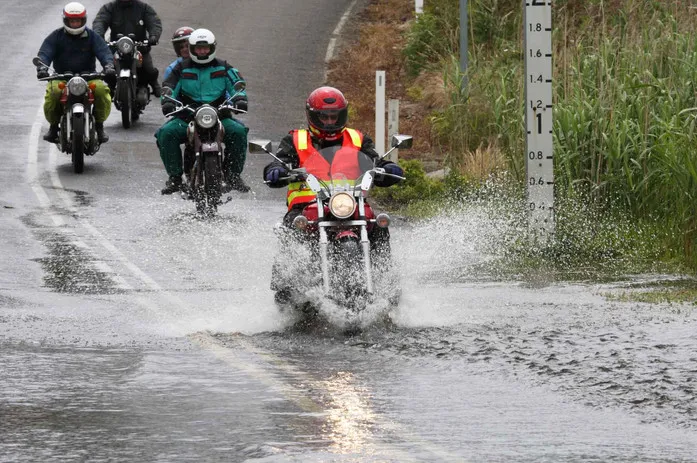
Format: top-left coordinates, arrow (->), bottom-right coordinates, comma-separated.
305,174 -> 323,193
233,81 -> 246,92
390,134 -> 413,149
162,87 -> 173,97
32,57 -> 46,67
248,140 -> 272,154
361,172 -> 373,191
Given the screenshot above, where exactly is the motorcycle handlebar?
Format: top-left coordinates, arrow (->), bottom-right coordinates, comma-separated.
164,99 -> 247,118
218,104 -> 247,115
38,72 -> 105,82
262,171 -> 305,185
108,40 -> 150,48
164,104 -> 194,118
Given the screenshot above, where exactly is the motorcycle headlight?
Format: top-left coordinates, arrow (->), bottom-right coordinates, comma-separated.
195,106 -> 218,129
67,77 -> 88,96
329,192 -> 356,219
117,37 -> 134,54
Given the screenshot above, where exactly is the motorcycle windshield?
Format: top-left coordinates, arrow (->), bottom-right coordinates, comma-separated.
303,146 -> 374,195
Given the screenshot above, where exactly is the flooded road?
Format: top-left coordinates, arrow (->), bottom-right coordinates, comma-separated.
1,0 -> 696,461
3,297 -> 697,462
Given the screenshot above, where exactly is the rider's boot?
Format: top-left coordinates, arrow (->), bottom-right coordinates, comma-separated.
150,80 -> 162,98
42,124 -> 59,142
95,122 -> 109,144
161,175 -> 182,195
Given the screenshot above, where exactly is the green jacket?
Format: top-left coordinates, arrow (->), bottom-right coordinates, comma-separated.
162,58 -> 247,109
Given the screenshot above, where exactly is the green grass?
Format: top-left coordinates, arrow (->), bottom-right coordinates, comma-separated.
603,277 -> 697,304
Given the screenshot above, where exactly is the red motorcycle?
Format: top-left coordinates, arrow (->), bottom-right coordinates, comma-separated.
250,135 -> 412,324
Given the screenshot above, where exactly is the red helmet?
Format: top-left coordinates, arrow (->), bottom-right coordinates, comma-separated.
171,26 -> 194,56
62,2 -> 87,36
306,86 -> 348,141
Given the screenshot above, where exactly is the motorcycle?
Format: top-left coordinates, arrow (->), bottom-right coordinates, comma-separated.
33,57 -> 104,174
162,81 -> 246,216
107,34 -> 151,128
249,134 -> 412,324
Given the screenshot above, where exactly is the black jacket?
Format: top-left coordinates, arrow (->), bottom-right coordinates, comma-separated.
263,130 -> 401,189
37,28 -> 113,74
92,0 -> 162,44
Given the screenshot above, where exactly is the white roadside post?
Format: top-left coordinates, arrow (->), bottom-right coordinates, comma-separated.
387,99 -> 400,162
375,70 -> 386,156
415,0 -> 423,15
524,0 -> 554,239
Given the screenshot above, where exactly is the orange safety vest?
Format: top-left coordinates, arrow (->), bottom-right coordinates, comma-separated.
286,128 -> 364,209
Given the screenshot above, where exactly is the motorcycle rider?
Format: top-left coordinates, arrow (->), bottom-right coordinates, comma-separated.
263,86 -> 404,302
91,0 -> 163,97
156,28 -> 250,194
263,86 -> 404,233
35,2 -> 115,144
163,26 -> 194,80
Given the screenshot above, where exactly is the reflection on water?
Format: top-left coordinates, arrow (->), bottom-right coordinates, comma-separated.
321,371 -> 376,455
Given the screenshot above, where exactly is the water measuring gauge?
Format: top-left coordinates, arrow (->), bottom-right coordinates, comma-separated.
524,0 -> 554,238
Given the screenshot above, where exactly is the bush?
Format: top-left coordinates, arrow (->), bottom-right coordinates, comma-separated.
371,160 -> 445,210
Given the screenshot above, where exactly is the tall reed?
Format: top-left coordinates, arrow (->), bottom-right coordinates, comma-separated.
554,10 -> 697,264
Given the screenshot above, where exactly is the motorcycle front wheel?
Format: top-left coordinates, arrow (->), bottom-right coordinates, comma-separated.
194,153 -> 222,216
119,82 -> 133,129
71,114 -> 85,174
331,239 -> 369,312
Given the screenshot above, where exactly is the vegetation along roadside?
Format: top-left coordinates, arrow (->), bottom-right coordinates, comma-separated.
326,0 -> 697,300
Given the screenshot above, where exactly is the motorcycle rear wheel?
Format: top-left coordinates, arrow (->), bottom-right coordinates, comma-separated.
71,114 -> 85,174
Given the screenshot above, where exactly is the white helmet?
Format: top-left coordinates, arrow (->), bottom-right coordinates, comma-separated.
62,2 -> 87,36
188,28 -> 216,64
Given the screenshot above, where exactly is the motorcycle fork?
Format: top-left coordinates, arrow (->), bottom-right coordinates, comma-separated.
216,125 -> 224,180
67,105 -> 86,147
358,197 -> 374,294
317,204 -> 331,294
190,133 -> 202,186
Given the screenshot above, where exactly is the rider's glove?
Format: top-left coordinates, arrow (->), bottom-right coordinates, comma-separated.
148,36 -> 159,46
103,65 -> 117,78
382,162 -> 404,177
161,102 -> 176,116
233,99 -> 248,112
265,166 -> 288,184
36,66 -> 49,79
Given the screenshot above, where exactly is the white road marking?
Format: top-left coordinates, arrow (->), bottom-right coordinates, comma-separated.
324,0 -> 360,81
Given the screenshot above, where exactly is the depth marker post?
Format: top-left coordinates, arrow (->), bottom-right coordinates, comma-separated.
524,0 -> 554,238
375,71 -> 386,156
